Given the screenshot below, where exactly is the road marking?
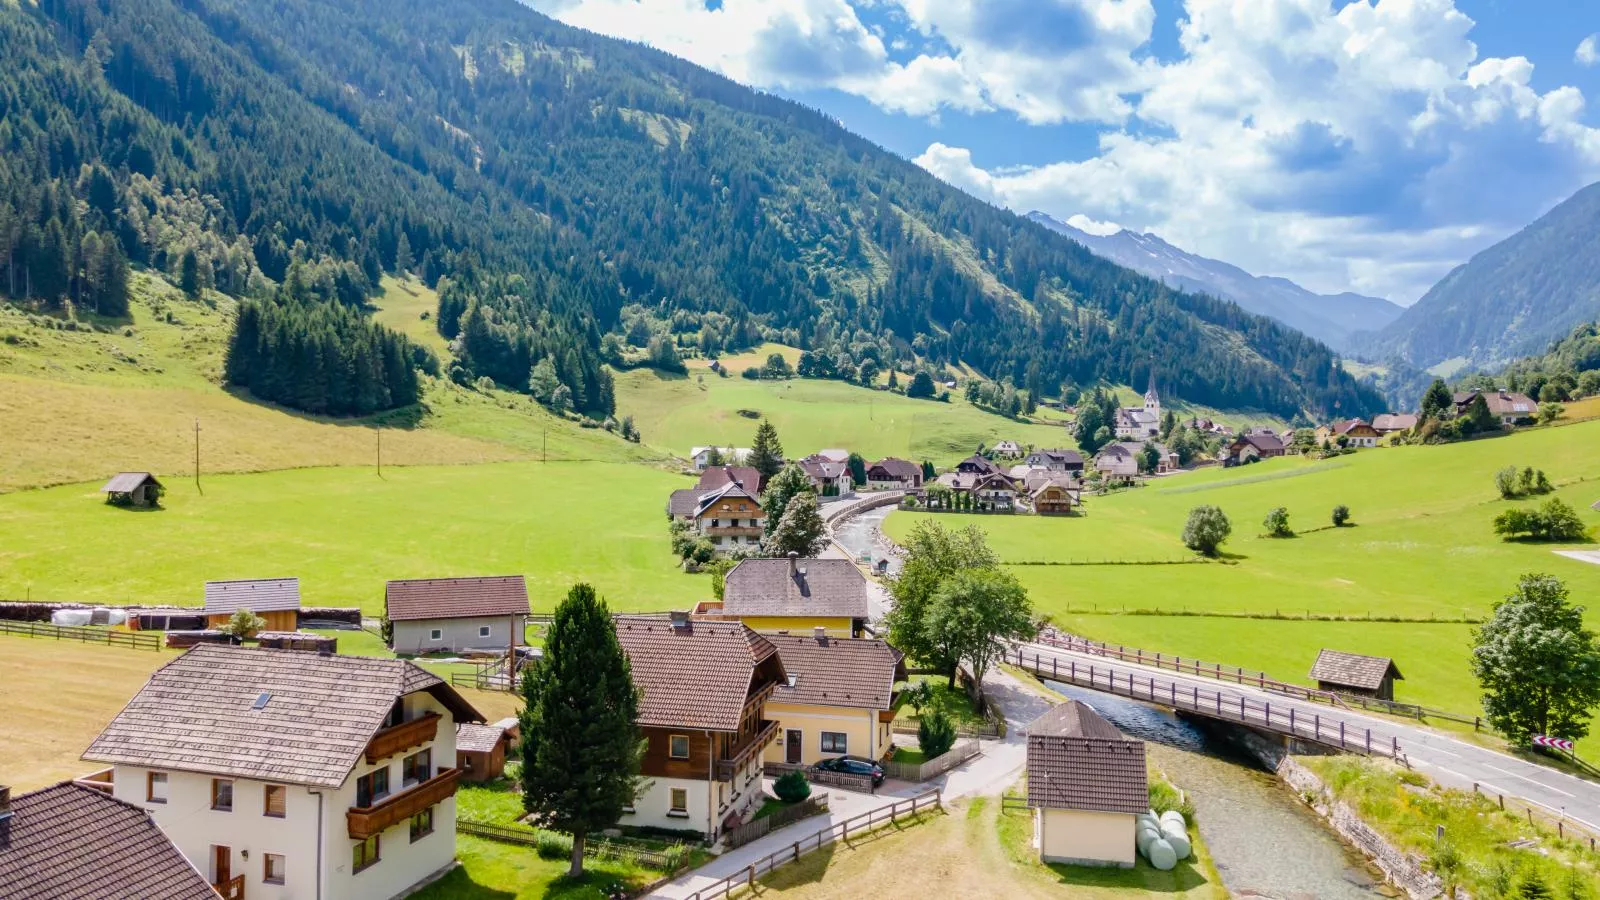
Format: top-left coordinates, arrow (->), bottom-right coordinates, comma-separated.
1484,764 -> 1576,798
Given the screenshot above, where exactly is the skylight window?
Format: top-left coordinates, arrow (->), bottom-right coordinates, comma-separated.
252,692 -> 271,710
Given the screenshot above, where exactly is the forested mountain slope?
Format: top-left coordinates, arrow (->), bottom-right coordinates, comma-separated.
1359,180 -> 1600,371
0,0 -> 1382,420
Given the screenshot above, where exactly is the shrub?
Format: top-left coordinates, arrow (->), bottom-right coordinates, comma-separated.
1332,504 -> 1351,527
688,539 -> 716,564
1182,505 -> 1232,557
773,770 -> 811,803
918,708 -> 957,759
1493,499 -> 1589,542
219,608 -> 267,640
1495,466 -> 1520,499
1263,507 -> 1294,538
534,829 -> 572,860
903,680 -> 933,716
741,366 -> 762,379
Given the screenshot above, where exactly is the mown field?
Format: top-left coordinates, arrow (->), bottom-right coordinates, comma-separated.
886,421 -> 1600,750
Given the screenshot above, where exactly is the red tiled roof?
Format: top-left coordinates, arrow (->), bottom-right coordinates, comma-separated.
767,635 -> 905,710
1026,701 -> 1148,815
696,466 -> 763,492
385,575 -> 530,622
614,616 -> 783,731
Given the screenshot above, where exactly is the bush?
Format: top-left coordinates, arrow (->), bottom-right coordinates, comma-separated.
918,708 -> 957,759
1493,498 -> 1589,542
534,830 -> 573,860
772,770 -> 811,803
1182,505 -> 1232,557
741,366 -> 762,380
1263,507 -> 1294,538
1331,504 -> 1351,527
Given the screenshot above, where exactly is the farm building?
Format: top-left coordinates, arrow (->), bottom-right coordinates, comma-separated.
1026,700 -> 1147,868
386,575 -> 531,654
255,631 -> 338,652
1309,649 -> 1403,701
203,578 -> 301,632
99,472 -> 163,508
455,721 -> 514,782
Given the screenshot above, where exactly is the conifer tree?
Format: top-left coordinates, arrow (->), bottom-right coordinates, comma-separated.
749,418 -> 785,480
394,231 -> 413,276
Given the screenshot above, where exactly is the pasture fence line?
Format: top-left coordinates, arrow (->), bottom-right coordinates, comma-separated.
0,619 -> 162,651
1039,607 -> 1484,624
682,790 -> 942,900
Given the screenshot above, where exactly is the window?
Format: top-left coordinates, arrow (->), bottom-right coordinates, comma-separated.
146,772 -> 168,804
402,749 -> 432,786
429,628 -> 442,641
263,784 -> 286,818
477,625 -> 491,638
263,853 -> 286,885
668,735 -> 690,759
211,779 -> 233,812
669,788 -> 688,815
356,768 -> 389,808
409,807 -> 434,843
820,732 -> 848,753
352,835 -> 380,873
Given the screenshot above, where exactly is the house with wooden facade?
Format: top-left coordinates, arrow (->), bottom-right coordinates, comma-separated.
454,721 -> 513,782
1223,432 -> 1286,466
955,453 -> 1003,476
204,578 -> 301,632
1026,701 -> 1147,868
713,556 -> 871,637
1316,419 -> 1381,448
1027,475 -> 1080,515
1309,649 -> 1403,701
763,633 -> 905,766
82,644 -> 484,900
866,457 -> 923,490
691,479 -> 766,555
614,614 -> 785,840
384,575 -> 530,655
1023,448 -> 1085,474
99,471 -> 164,508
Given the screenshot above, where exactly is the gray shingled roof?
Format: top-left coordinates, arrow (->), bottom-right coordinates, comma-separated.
722,558 -> 870,619
694,481 -> 761,518
386,575 -> 530,622
99,472 -> 161,493
1026,700 -> 1148,815
615,616 -> 783,731
0,782 -> 216,900
455,721 -> 510,754
868,458 -> 921,481
696,466 -> 763,493
84,645 -> 483,787
768,635 -> 905,710
1309,649 -> 1402,691
203,577 -> 301,614
668,488 -> 701,518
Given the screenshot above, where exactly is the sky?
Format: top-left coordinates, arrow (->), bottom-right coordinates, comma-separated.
524,0 -> 1600,305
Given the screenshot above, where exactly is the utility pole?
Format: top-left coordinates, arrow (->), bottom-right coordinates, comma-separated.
542,427 -> 547,463
376,425 -> 382,477
193,419 -> 202,495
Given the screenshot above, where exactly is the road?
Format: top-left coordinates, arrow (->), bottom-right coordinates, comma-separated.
1013,639 -> 1600,833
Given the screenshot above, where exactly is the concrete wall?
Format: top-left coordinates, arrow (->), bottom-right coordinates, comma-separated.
762,703 -> 887,765
392,616 -> 524,654
625,776 -> 712,836
1038,808 -> 1136,867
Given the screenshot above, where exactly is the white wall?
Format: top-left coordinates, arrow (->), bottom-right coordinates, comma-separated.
392,616 -> 524,654
625,777 -> 711,835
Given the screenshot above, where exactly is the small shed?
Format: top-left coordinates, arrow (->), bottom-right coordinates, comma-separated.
1026,700 -> 1147,868
203,578 -> 301,633
455,721 -> 512,782
99,472 -> 163,508
126,607 -> 207,632
256,631 -> 337,653
1309,649 -> 1403,701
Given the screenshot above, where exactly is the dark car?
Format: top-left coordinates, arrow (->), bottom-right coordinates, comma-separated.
813,755 -> 885,787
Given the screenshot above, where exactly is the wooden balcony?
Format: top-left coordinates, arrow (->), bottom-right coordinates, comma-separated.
364,712 -> 440,763
714,720 -> 779,782
347,767 -> 460,839
213,875 -> 244,900
703,525 -> 763,537
71,767 -> 114,795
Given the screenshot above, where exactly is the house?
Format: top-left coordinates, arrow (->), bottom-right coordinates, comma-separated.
100,471 -> 163,508
385,575 -> 530,654
1026,700 -> 1148,868
1114,379 -> 1163,440
1317,419 -> 1380,448
1372,413 -> 1418,435
454,721 -> 513,782
667,488 -> 702,522
1026,474 -> 1080,515
82,644 -> 484,900
956,453 -> 1002,476
1094,443 -> 1139,479
1309,649 -> 1404,701
692,480 -> 766,554
0,781 -> 218,899
204,578 -> 301,632
697,465 -> 764,493
1223,432 -> 1285,465
717,556 -> 871,637
690,447 -> 752,470
763,633 -> 905,766
1024,448 -> 1085,474
1102,441 -> 1179,474
614,614 -> 785,839
866,457 -> 923,490
993,440 -> 1024,459
814,449 -> 850,464
797,455 -> 853,497
973,472 -> 1018,511
1186,417 -> 1233,437
1453,390 -> 1538,426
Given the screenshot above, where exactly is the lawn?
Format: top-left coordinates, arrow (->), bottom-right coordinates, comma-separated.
0,461 -> 710,613
413,836 -> 666,900
892,674 -> 984,730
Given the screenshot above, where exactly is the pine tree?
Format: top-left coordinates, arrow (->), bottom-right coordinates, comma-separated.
394,231 -> 413,276
1419,378 -> 1454,423
749,418 -> 784,480
519,583 -> 642,877
179,248 -> 201,299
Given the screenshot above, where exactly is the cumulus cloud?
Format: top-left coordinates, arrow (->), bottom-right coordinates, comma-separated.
1579,34 -> 1600,67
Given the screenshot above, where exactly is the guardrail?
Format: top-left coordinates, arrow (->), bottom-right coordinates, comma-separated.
683,790 -> 941,900
456,820 -> 678,869
0,619 -> 162,651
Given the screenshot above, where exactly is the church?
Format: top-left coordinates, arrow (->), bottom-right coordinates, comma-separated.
1115,379 -> 1163,440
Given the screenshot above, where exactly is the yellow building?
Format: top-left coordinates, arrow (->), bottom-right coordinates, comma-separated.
1026,700 -> 1148,868
716,556 -> 870,638
762,633 -> 905,766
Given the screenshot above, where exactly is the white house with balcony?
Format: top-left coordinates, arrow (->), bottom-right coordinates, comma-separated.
81,644 -> 483,900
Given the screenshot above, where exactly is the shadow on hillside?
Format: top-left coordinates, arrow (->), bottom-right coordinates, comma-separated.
220,385 -> 427,430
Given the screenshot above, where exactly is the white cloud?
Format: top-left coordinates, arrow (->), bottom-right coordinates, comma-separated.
1578,34 -> 1600,67
1067,214 -> 1123,235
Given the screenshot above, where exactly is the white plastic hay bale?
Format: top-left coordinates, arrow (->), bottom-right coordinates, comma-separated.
1137,824 -> 1163,856
52,609 -> 92,626
104,609 -> 129,626
1146,836 -> 1179,871
1159,810 -> 1186,828
1160,820 -> 1192,860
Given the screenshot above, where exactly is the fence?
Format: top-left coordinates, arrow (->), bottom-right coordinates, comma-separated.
0,619 -> 162,651
682,790 -> 942,900
456,820 -> 678,869
722,795 -> 830,849
882,738 -> 981,782
763,762 -> 876,793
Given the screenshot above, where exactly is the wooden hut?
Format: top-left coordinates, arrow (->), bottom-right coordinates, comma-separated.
455,721 -> 512,782
99,472 -> 163,508
1309,649 -> 1403,701
203,578 -> 301,632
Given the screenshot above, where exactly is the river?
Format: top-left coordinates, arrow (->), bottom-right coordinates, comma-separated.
1045,682 -> 1392,900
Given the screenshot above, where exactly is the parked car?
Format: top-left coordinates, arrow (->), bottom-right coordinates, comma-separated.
813,755 -> 885,787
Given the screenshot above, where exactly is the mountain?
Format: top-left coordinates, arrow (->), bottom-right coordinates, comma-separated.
0,0 -> 1382,421
1359,180 -> 1600,371
1027,212 -> 1402,351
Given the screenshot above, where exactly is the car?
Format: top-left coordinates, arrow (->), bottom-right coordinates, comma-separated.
812,754 -> 885,787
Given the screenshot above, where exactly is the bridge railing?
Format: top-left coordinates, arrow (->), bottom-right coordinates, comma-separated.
1002,647 -> 1404,761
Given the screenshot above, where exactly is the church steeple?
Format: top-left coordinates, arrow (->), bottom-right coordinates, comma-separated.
1144,374 -> 1159,411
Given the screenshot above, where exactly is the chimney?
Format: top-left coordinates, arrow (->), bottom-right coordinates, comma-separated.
669,610 -> 690,630
0,785 -> 11,822
813,626 -> 827,644
788,551 -> 798,574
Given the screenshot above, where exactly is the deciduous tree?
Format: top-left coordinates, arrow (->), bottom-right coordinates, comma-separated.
927,568 -> 1034,697
1182,505 -> 1232,557
1471,574 -> 1600,744
886,520 -> 1000,683
764,492 -> 826,557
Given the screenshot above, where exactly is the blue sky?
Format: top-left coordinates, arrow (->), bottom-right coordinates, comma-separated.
528,0 -> 1600,304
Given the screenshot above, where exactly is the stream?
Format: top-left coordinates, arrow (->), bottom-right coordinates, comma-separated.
1044,682 -> 1392,900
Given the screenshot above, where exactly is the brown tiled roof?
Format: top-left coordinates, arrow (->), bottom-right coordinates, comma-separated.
455,721 -> 510,754
0,782 -> 215,900
1235,432 -> 1285,453
797,456 -> 849,482
957,454 -> 1002,474
868,457 -> 922,482
99,471 -> 160,493
1454,390 -> 1537,417
386,575 -> 530,622
722,558 -> 870,619
767,635 -> 905,710
1026,701 -> 1148,815
696,466 -> 763,493
1372,413 -> 1418,432
1329,418 -> 1376,436
1309,649 -> 1402,691
615,616 -> 783,731
203,577 -> 301,614
83,644 -> 483,787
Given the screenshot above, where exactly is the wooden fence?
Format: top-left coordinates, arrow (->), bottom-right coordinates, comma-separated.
722,795 -> 830,849
0,619 -> 162,651
763,762 -> 876,793
682,791 -> 942,900
882,739 -> 981,782
456,820 -> 677,869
